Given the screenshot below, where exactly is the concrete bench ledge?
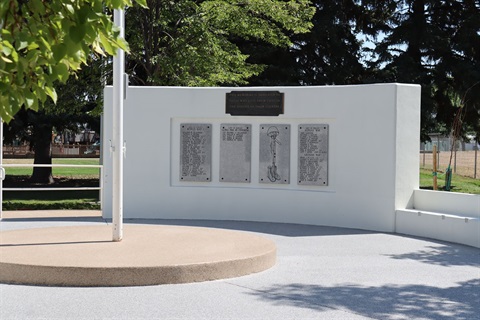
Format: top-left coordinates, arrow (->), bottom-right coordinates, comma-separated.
396,209 -> 480,248
413,189 -> 480,219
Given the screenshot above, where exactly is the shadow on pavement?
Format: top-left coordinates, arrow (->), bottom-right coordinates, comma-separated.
122,218 -> 378,237
384,244 -> 480,267
246,279 -> 480,320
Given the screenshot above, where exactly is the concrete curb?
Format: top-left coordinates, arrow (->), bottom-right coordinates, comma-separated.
0,224 -> 276,286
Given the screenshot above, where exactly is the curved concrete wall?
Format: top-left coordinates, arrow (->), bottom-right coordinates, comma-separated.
103,84 -> 421,233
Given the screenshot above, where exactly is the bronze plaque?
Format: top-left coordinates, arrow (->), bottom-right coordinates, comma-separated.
226,91 -> 284,116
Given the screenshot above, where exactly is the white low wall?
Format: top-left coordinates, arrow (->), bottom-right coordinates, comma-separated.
103,84 -> 421,233
396,189 -> 480,248
413,189 -> 479,218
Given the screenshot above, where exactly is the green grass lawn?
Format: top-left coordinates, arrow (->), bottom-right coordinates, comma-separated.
2,158 -> 101,210
420,168 -> 480,194
4,158 -> 100,178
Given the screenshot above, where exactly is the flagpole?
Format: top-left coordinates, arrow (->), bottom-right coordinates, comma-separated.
112,9 -> 125,241
0,119 -> 3,220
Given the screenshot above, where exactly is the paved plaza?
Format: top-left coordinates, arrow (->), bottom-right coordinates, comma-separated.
1,210 -> 479,320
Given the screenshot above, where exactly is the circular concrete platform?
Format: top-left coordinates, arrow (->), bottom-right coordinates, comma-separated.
0,225 -> 276,287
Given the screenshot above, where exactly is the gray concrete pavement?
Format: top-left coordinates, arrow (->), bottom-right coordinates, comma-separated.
1,211 -> 479,320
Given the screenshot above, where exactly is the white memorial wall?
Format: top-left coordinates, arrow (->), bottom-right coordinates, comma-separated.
103,84 -> 421,232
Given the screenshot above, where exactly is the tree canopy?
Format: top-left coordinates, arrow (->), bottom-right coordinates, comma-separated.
0,0 -> 146,123
244,0 -> 479,141
370,0 -> 480,140
125,0 -> 315,86
3,55 -> 106,183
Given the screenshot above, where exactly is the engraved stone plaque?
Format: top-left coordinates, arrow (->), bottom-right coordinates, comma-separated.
259,124 -> 290,184
298,124 -> 328,186
180,123 -> 212,182
220,124 -> 251,183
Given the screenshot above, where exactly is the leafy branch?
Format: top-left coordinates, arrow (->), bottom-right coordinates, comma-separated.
0,0 -> 147,123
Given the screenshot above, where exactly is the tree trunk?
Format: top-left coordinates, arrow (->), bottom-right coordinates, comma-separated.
30,124 -> 54,184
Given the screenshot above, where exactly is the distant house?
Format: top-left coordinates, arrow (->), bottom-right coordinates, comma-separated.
56,130 -> 98,145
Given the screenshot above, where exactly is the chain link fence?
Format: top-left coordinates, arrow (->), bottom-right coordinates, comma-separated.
420,150 -> 479,179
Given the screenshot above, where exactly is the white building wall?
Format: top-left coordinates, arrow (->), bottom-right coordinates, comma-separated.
103,84 -> 421,232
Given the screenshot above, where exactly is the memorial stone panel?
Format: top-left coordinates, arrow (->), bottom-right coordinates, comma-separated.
298,124 -> 329,186
180,123 -> 212,182
259,124 -> 290,184
220,124 -> 251,183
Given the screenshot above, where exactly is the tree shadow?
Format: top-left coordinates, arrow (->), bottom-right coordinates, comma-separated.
2,217 -> 375,237
3,175 -> 99,188
122,219 -> 377,237
384,244 -> 480,267
247,279 -> 480,320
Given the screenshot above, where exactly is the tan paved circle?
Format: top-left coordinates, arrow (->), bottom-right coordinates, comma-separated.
0,225 -> 276,286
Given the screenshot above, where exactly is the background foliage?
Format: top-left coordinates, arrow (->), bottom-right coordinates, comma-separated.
0,0 -> 146,123
125,0 -> 314,86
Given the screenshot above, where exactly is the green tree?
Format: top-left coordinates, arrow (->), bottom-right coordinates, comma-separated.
0,0 -> 147,123
236,0 -> 396,86
372,0 -> 480,141
434,0 -> 480,140
290,0 -> 370,85
124,0 -> 315,86
4,56 -> 105,183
